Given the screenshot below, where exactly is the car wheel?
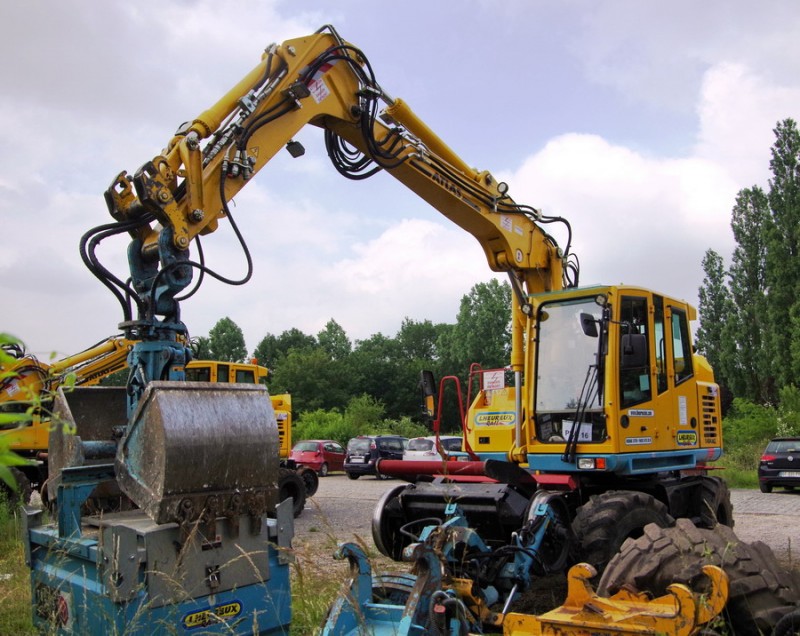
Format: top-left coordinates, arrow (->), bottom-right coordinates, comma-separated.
346,472 -> 359,480
319,463 -> 329,477
760,482 -> 773,493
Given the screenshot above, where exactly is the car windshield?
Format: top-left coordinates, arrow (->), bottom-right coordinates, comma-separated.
407,439 -> 434,452
293,441 -> 319,452
347,438 -> 371,452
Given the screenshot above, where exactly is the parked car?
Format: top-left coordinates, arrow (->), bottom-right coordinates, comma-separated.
344,435 -> 406,479
290,439 -> 346,477
758,436 -> 800,493
403,436 -> 464,462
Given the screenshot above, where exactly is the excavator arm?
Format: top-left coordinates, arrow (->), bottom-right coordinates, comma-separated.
102,25 -> 575,337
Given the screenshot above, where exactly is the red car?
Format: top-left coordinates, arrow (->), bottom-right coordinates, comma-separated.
290,439 -> 346,476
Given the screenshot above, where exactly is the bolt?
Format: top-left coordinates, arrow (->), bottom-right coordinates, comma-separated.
190,209 -> 204,222
178,236 -> 189,248
158,191 -> 170,202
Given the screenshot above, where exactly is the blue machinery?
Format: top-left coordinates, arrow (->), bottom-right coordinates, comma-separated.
24,380 -> 295,635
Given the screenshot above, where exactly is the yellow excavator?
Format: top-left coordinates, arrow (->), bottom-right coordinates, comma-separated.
22,23 -> 800,636
1,337 -> 316,511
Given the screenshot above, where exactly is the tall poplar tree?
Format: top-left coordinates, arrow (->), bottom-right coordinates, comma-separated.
728,187 -> 771,401
765,119 -> 800,388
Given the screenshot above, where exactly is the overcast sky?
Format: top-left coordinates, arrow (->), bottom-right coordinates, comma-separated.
2,1 -> 800,359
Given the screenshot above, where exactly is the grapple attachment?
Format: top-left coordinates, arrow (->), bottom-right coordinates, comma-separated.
115,381 -> 278,524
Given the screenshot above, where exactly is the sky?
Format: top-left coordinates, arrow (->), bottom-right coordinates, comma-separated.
2,1 -> 800,359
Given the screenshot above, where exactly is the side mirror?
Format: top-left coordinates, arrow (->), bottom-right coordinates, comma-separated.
419,370 -> 437,424
621,333 -> 647,369
580,313 -> 598,338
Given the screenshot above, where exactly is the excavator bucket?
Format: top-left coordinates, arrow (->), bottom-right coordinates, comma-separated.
115,381 -> 278,524
47,385 -> 128,502
48,381 -> 278,524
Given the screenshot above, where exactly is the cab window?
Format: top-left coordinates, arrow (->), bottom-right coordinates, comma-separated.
235,369 -> 255,383
185,366 -> 211,382
619,296 -> 651,408
670,308 -> 694,384
217,364 -> 230,382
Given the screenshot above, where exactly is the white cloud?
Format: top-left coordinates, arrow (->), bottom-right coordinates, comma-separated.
694,63 -> 800,186
504,132 -> 738,306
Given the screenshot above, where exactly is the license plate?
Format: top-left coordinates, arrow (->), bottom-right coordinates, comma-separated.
778,471 -> 800,477
349,457 -> 365,463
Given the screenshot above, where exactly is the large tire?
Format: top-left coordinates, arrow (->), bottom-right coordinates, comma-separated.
571,490 -> 674,576
277,467 -> 306,518
598,518 -> 800,636
297,466 -> 319,498
696,476 -> 734,528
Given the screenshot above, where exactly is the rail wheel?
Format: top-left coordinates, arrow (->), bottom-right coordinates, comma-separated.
598,518 -> 800,636
571,490 -> 673,576
372,484 -> 412,561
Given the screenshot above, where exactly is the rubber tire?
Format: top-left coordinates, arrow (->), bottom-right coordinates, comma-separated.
298,466 -> 319,498
571,490 -> 674,576
696,476 -> 734,528
598,518 -> 800,636
278,467 -> 307,518
346,472 -> 360,480
772,608 -> 800,636
2,468 -> 33,505
319,463 -> 329,477
760,482 -> 774,493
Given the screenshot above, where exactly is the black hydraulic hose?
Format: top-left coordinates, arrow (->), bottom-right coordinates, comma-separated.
79,217 -> 152,320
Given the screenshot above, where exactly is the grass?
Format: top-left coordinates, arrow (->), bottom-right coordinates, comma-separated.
0,492 -> 359,635
0,494 -> 36,635
715,439 -> 765,489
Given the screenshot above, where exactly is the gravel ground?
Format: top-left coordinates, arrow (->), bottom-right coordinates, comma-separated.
294,475 -> 800,570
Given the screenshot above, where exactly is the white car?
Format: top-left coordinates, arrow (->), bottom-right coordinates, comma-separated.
403,436 -> 465,462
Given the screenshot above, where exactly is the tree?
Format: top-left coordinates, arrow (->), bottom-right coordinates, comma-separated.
696,249 -> 733,384
206,317 -> 247,362
317,319 -> 351,360
438,279 -> 512,374
270,347 -> 350,413
252,328 -> 316,367
728,187 -> 771,402
765,119 -> 800,387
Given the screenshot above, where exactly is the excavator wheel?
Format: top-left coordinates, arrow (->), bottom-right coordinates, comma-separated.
277,467 -> 307,518
696,475 -> 735,528
297,466 -> 319,498
598,518 -> 800,636
571,490 -> 673,576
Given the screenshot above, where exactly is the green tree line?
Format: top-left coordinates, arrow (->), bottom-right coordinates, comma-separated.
190,279 -> 512,431
697,118 -> 800,482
